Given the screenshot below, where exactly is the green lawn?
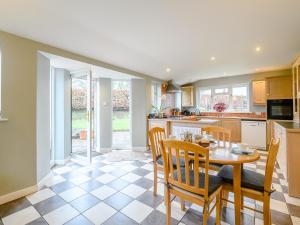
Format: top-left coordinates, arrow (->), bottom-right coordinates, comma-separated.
113,111 -> 129,131
72,110 -> 87,129
72,110 -> 129,131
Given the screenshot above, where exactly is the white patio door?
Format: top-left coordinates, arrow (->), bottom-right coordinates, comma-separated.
71,70 -> 92,163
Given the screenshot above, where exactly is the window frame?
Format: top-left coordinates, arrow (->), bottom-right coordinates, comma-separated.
197,83 -> 250,112
151,81 -> 162,109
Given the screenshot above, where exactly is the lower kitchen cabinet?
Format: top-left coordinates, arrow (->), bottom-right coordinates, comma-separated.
272,121 -> 300,198
273,122 -> 287,178
221,119 -> 241,142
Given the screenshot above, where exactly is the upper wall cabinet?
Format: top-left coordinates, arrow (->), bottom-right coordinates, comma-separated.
252,80 -> 266,105
181,86 -> 194,107
266,75 -> 292,100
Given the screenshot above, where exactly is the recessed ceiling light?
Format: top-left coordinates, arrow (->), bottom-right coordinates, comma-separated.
210,56 -> 216,61
255,46 -> 261,52
165,68 -> 171,73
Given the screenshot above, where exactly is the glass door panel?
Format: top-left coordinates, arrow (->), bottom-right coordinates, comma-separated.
112,80 -> 131,149
71,72 -> 92,162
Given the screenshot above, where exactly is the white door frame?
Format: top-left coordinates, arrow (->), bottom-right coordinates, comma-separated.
70,70 -> 92,163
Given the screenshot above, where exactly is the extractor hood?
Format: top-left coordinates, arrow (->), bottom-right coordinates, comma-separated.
166,80 -> 181,93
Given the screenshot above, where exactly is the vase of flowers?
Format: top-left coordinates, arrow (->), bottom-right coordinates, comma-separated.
213,102 -> 227,112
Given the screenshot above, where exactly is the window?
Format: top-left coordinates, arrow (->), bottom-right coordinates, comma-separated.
197,84 -> 249,112
151,81 -> 161,109
175,92 -> 182,109
198,89 -> 212,111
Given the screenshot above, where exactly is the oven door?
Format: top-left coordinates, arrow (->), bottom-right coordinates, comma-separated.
267,99 -> 293,120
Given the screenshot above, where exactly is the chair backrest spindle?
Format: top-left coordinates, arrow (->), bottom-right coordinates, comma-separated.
202,126 -> 231,148
161,140 -> 210,198
264,138 -> 280,193
149,127 -> 166,163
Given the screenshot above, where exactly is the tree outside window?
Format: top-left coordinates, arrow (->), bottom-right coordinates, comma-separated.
197,84 -> 249,112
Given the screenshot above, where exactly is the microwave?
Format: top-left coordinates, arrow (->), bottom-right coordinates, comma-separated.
267,99 -> 293,120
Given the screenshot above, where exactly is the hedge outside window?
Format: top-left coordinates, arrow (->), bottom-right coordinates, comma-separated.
197,84 -> 249,112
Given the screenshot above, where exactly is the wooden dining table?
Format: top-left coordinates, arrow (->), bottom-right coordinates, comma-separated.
208,146 -> 260,225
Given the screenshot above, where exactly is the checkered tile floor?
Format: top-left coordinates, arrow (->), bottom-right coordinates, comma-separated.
1,151 -> 300,225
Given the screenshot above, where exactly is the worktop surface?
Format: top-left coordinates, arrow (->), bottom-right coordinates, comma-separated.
148,118 -> 219,124
275,121 -> 300,132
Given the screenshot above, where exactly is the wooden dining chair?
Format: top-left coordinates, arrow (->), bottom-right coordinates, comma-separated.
161,140 -> 222,225
201,126 -> 232,171
148,127 -> 188,197
202,126 -> 232,148
148,127 -> 166,196
218,138 -> 280,225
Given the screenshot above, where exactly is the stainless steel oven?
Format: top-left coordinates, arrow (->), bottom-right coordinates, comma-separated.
267,99 -> 293,120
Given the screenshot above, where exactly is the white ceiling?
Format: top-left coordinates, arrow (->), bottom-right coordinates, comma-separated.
1,0 -> 300,84
41,52 -> 138,80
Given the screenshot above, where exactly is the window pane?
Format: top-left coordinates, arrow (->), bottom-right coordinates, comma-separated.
151,85 -> 155,106
232,86 -> 247,96
199,89 -> 212,111
212,95 -> 230,110
215,88 -> 229,94
232,86 -> 248,111
151,82 -> 161,109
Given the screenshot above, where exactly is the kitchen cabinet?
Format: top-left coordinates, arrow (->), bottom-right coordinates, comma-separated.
266,120 -> 273,147
266,75 -> 292,100
272,121 -> 300,198
148,119 -> 169,135
252,80 -> 266,105
221,119 -> 241,142
201,117 -> 242,142
181,86 -> 194,107
273,122 -> 287,178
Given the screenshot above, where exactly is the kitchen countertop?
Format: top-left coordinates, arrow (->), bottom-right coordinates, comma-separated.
274,121 -> 300,132
148,116 -> 267,121
200,116 -> 267,121
148,118 -> 219,124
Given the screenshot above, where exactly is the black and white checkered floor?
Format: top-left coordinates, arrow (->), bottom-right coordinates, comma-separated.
1,150 -> 300,225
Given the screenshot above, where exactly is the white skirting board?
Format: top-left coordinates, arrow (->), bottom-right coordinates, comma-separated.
100,148 -> 112,153
0,171 -> 53,205
54,156 -> 70,165
0,185 -> 37,205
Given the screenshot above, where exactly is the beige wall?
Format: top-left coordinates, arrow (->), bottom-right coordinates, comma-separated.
0,32 -> 37,196
0,31 -> 160,196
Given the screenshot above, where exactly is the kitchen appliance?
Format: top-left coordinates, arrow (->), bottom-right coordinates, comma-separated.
183,110 -> 192,116
267,99 -> 293,120
241,120 -> 266,150
166,80 -> 182,92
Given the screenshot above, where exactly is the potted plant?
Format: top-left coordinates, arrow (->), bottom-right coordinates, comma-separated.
213,102 -> 227,113
152,105 -> 169,118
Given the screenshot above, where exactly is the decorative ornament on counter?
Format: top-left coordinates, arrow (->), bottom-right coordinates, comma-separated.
213,102 -> 227,113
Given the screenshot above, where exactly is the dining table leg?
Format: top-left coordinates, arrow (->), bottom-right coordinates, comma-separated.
233,164 -> 242,225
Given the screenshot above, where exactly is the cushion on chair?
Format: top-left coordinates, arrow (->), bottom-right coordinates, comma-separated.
156,156 -> 187,168
173,168 -> 223,196
217,165 -> 265,192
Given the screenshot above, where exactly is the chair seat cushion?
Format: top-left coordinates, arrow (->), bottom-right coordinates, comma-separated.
217,165 -> 265,192
157,156 -> 187,168
174,168 -> 222,196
